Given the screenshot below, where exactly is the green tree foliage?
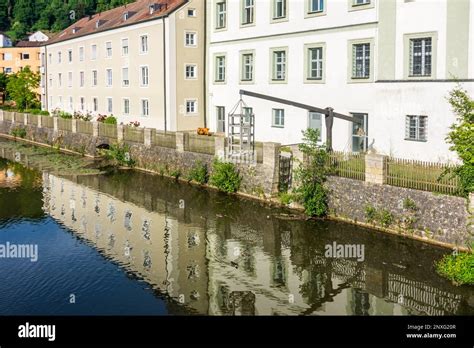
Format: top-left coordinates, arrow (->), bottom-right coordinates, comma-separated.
446,85 -> 474,195
6,66 -> 40,110
0,72 -> 9,102
293,128 -> 330,217
0,0 -> 136,41
210,159 -> 241,193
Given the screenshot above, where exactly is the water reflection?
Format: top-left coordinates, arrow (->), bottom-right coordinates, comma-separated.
39,170 -> 473,316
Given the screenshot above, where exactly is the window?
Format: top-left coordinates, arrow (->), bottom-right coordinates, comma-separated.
354,0 -> 370,5
186,100 -> 197,114
215,55 -> 226,82
93,98 -> 98,112
272,50 -> 287,81
80,97 -> 85,111
4,53 -> 11,61
188,8 -> 196,17
140,35 -> 148,53
409,38 -> 432,77
242,0 -> 255,25
106,69 -> 113,87
122,38 -> 129,56
107,98 -> 113,113
92,70 -> 98,86
405,115 -> 427,141
49,75 -> 52,87
243,107 -> 253,123
79,47 -> 84,61
351,113 -> 369,152
308,112 -> 322,139
58,73 -> 62,88
49,53 -> 52,64
79,71 -> 85,87
140,66 -> 149,86
4,67 -> 12,73
216,106 -> 225,132
272,109 -> 285,127
273,0 -> 286,19
309,0 -> 324,13
123,98 -> 130,115
68,72 -> 73,87
185,64 -> 197,79
69,97 -> 73,110
106,42 -> 112,58
68,50 -> 72,62
141,99 -> 149,117
91,45 -> 97,60
57,52 -> 62,63
58,96 -> 63,108
122,67 -> 129,86
308,47 -> 323,80
352,43 -> 370,78
22,53 -> 30,60
241,53 -> 254,81
216,1 -> 226,29
185,32 -> 197,47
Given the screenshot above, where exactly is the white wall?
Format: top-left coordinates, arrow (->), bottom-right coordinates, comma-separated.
29,31 -> 50,42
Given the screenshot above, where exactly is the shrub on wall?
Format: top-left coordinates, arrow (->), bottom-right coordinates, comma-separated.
104,143 -> 135,167
436,252 -> 474,286
10,126 -> 27,139
188,161 -> 208,185
293,128 -> 330,217
210,159 -> 241,193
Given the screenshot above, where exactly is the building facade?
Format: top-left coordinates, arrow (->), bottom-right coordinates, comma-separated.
41,0 -> 205,131
0,45 -> 42,75
207,0 -> 474,162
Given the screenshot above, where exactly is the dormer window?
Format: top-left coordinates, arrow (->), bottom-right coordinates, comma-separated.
123,12 -> 129,21
95,21 -> 100,29
72,27 -> 79,34
149,4 -> 155,14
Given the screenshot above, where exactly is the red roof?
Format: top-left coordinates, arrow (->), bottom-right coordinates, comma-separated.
15,41 -> 43,47
47,0 -> 187,45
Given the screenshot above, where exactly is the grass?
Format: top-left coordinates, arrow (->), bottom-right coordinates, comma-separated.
436,252 -> 474,286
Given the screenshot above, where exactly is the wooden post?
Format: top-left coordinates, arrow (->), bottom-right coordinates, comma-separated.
144,128 -> 152,147
117,125 -> 124,142
37,115 -> 42,128
53,117 -> 59,132
24,113 -> 28,126
325,107 -> 334,152
92,122 -> 99,137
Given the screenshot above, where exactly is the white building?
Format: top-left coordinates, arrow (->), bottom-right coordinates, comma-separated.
28,31 -> 52,42
0,33 -> 12,48
206,0 -> 474,162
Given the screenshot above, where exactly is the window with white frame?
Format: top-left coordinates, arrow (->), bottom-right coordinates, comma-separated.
140,35 -> 148,53
57,51 -> 62,63
58,73 -> 62,87
58,96 -> 63,108
215,55 -> 226,82
48,74 -> 52,87
186,100 -> 197,114
409,38 -> 432,77
185,32 -> 197,47
107,98 -> 113,113
92,70 -> 98,86
4,53 -> 11,61
122,38 -> 129,56
241,53 -> 254,81
308,47 -> 323,79
48,53 -> 52,64
273,0 -> 286,19
188,8 -> 196,17
91,44 -> 97,60
106,69 -> 113,86
352,43 -> 370,78
79,71 -> 85,87
272,50 -> 287,81
69,96 -> 73,110
185,64 -> 197,79
68,50 -> 72,62
272,109 -> 285,127
351,113 -> 369,152
79,47 -> 84,61
141,99 -> 149,116
309,0 -> 324,13
216,1 -> 226,29
405,115 -> 427,141
80,97 -> 85,111
353,0 -> 370,5
68,72 -> 73,87
123,98 -> 130,115
140,66 -> 149,86
122,67 -> 129,86
308,112 -> 323,139
242,0 -> 255,25
106,42 -> 112,58
93,97 -> 98,112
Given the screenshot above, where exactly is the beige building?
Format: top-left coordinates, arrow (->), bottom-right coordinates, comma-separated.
41,0 -> 205,131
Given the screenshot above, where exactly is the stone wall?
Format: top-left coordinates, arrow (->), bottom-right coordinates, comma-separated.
326,176 -> 473,248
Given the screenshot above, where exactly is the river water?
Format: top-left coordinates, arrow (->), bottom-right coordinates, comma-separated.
0,139 -> 472,316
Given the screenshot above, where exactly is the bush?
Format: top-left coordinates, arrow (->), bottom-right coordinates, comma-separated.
104,143 -> 135,167
436,252 -> 474,285
210,159 -> 241,193
293,128 -> 330,217
188,161 -> 208,185
403,197 -> 418,211
379,209 -> 394,227
279,192 -> 294,205
365,205 -> 377,223
104,116 -> 117,125
10,126 -> 27,139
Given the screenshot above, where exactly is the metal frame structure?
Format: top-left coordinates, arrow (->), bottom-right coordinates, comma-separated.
239,89 -> 363,151
227,98 -> 256,162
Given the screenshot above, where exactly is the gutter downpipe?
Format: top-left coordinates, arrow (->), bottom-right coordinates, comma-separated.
163,17 -> 167,132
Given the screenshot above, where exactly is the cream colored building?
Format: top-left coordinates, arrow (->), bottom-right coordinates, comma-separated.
41,0 -> 205,131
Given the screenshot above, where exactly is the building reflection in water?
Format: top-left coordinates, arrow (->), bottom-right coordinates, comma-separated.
40,172 -> 474,316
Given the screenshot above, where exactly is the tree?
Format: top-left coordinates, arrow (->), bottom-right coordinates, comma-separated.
446,85 -> 474,195
0,72 -> 8,103
6,66 -> 40,110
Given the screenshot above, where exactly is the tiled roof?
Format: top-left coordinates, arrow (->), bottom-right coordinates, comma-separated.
47,0 -> 187,45
15,41 -> 43,47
